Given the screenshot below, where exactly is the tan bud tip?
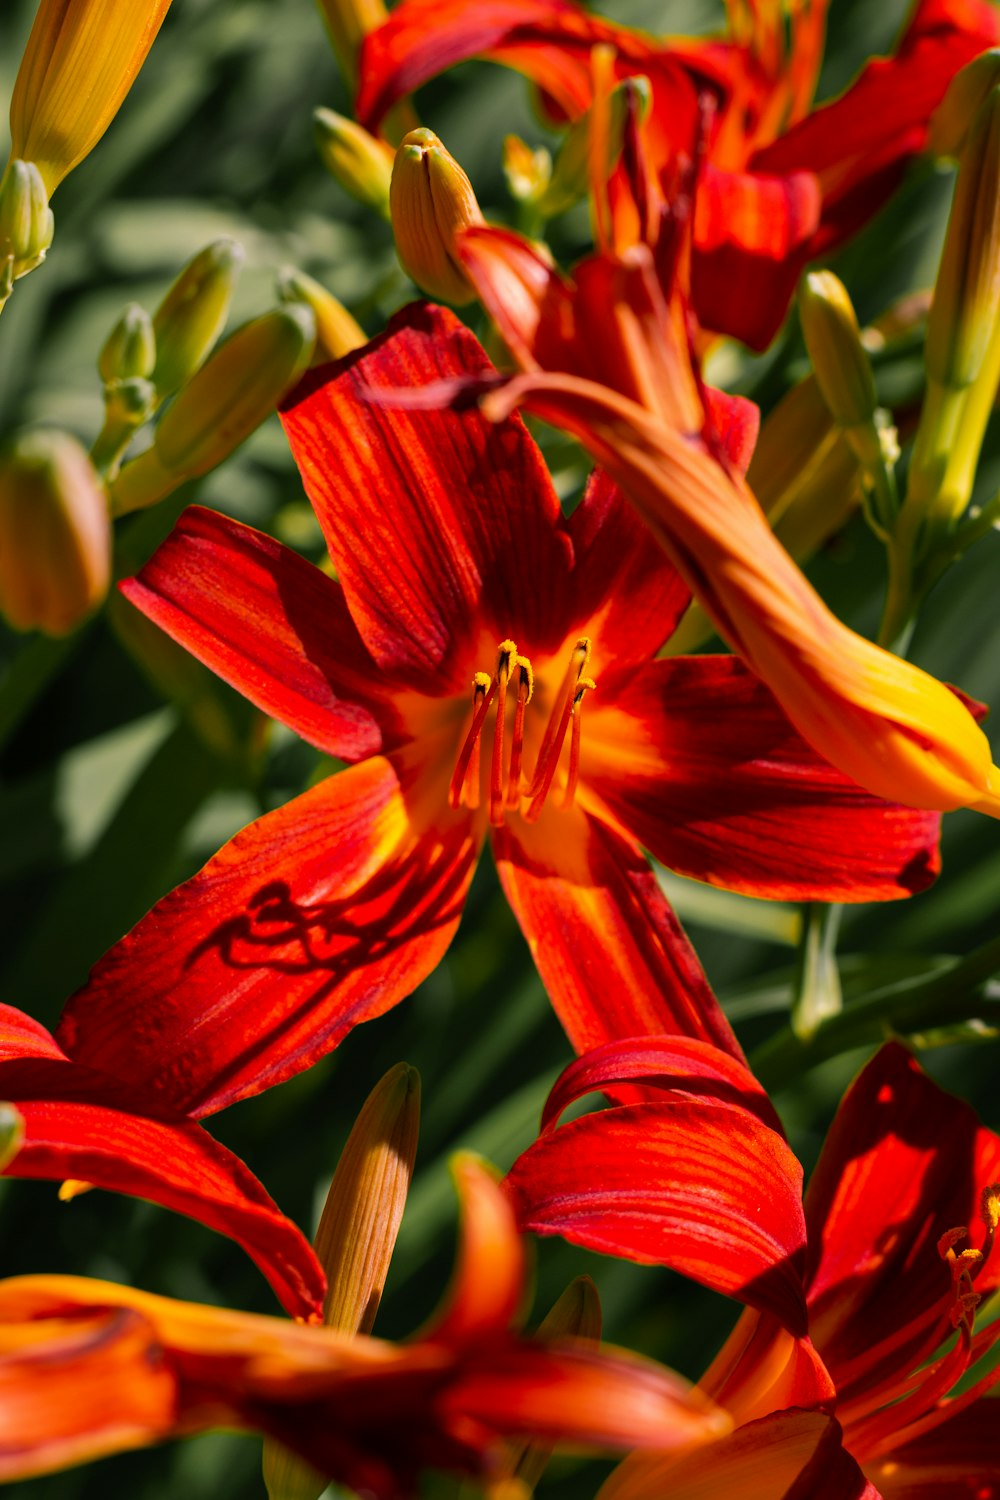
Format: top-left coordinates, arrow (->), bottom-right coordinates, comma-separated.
313,108 -> 394,218
277,266 -> 367,361
390,128 -> 485,304
152,238 -> 245,400
0,429 -> 111,635
800,271 -> 878,435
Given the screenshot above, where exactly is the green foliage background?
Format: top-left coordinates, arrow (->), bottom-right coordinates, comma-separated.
0,0 -> 999,1495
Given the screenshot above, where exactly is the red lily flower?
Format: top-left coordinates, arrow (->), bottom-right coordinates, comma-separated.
56,306 -> 941,1118
506,1038 -> 1000,1495
456,228 -> 1000,816
0,1155 -> 730,1488
356,0 -> 1000,346
0,1001 -> 325,1320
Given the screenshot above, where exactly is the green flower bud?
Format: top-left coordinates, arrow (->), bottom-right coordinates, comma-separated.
800,271 -> 884,473
390,128 -> 485,304
277,266 -> 367,361
98,303 -> 156,384
111,305 -> 315,515
0,430 -> 110,635
151,239 -> 245,401
0,160 -> 54,284
313,108 -> 394,218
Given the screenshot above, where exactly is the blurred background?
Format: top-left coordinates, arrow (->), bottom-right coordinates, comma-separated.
1,0 -> 999,1495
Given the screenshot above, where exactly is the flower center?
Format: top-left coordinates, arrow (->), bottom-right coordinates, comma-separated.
448,637 -> 597,828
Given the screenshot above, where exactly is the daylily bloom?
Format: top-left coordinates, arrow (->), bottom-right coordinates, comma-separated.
0,1156 -> 729,1488
506,1037 -> 1000,1496
456,227 -> 1000,816
57,306 -> 943,1117
356,0 -> 1000,346
0,1001 -> 325,1321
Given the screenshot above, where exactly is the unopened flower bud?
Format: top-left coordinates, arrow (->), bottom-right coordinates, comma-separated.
390,128 -> 485,304
277,267 -> 367,362
152,239 -> 245,401
0,160 -> 54,287
541,76 -> 649,219
800,272 -> 878,429
8,0 -> 172,197
263,1062 -> 420,1500
111,306 -> 315,515
930,51 -> 1000,158
313,108 -> 394,219
0,430 -> 110,635
503,135 -> 552,205
314,0 -> 388,88
99,303 -> 156,385
925,86 -> 1000,390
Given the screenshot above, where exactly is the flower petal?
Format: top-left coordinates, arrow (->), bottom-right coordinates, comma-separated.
0,1050 -> 325,1320
505,1095 -> 809,1332
803,1042 -> 1000,1410
600,1411 -> 879,1500
121,505 -> 398,761
280,304 -> 575,693
584,655 -> 943,901
870,1398 -> 1000,1498
57,751 -> 481,1117
493,808 -> 746,1063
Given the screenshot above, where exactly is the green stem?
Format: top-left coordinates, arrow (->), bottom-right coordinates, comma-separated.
790,903 -> 844,1040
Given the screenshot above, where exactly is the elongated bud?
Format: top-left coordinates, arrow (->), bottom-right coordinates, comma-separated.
277,267 -> 367,362
111,306 -> 315,515
0,1105 -> 24,1174
263,1063 -> 420,1500
99,304 -> 156,384
9,1 -> 172,197
800,272 -> 878,435
314,109 -> 394,218
0,160 -> 54,295
925,87 -> 1000,390
930,50 -> 1000,157
390,128 -> 485,304
314,0 -> 388,88
504,135 -> 552,206
152,239 -> 245,401
0,430 -> 110,635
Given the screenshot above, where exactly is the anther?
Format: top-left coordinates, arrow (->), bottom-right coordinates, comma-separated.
525,639 -> 592,822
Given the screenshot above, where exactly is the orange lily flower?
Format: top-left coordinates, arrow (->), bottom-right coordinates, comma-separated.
56,307 -> 944,1118
0,1157 -> 729,1487
506,1038 -> 1000,1497
356,0 -> 1000,345
454,225 -> 1000,817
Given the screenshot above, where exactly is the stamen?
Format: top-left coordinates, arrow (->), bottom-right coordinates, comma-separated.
490,641 -> 517,828
525,639 -> 592,822
505,658 -> 534,810
449,672 -> 494,810
562,677 -> 596,809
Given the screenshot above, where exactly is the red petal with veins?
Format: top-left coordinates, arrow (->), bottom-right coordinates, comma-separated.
0,1007 -> 325,1320
803,1043 -> 1000,1412
121,506 -> 400,761
281,305 -> 575,693
494,807 -> 746,1063
585,655 -> 943,901
57,753 -> 481,1117
505,1096 -> 808,1333
600,1410 -> 880,1500
541,1035 -> 783,1137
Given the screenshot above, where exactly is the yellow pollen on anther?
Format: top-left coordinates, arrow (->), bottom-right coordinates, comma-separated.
981,1184 -> 1000,1234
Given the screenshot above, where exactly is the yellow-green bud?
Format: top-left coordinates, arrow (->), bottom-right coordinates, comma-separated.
110,305 -> 315,515
800,272 -> 878,428
930,50 -> 1000,158
99,303 -> 156,384
262,1062 -> 420,1500
925,86 -> 1000,390
503,134 -> 552,205
313,109 -> 394,219
0,160 -> 54,284
314,0 -> 388,89
0,1104 -> 24,1174
0,430 -> 110,635
277,266 -> 367,362
152,239 -> 245,401
390,128 -> 485,304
